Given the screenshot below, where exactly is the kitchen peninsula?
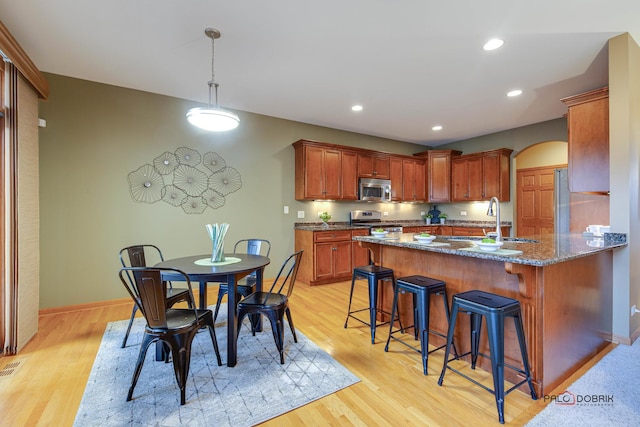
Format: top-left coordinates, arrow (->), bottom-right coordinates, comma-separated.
353,232 -> 626,396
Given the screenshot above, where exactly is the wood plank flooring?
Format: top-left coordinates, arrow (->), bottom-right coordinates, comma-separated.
0,279 -> 614,426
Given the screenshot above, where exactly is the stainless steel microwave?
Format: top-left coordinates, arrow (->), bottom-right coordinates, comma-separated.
358,178 -> 392,202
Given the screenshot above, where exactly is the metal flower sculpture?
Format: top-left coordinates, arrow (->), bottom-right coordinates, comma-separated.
181,196 -> 208,215
175,147 -> 201,167
127,147 -> 242,213
202,188 -> 226,209
208,167 -> 242,196
202,151 -> 226,174
154,151 -> 179,175
128,164 -> 164,203
161,185 -> 187,207
173,165 -> 209,197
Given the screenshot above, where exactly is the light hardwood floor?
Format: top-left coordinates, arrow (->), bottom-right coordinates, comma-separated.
0,279 -> 614,427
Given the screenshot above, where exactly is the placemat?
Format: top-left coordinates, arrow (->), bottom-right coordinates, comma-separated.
459,247 -> 523,256
194,256 -> 242,266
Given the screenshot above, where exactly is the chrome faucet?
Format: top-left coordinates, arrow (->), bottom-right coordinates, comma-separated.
486,197 -> 502,242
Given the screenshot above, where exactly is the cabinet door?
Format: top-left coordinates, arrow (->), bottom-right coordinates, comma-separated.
352,229 -> 371,267
323,149 -> 342,199
402,159 -> 426,201
341,151 -> 358,200
358,154 -> 390,178
467,156 -> 484,200
482,149 -> 511,201
414,160 -> 426,201
567,95 -> 609,192
333,241 -> 353,277
389,157 -> 404,201
314,242 -> 336,280
452,157 -> 469,201
429,152 -> 453,202
303,146 -> 325,199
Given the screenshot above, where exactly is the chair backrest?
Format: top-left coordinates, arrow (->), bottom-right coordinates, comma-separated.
264,250 -> 303,300
118,267 -> 197,329
234,239 -> 271,278
119,244 -> 164,267
233,239 -> 271,257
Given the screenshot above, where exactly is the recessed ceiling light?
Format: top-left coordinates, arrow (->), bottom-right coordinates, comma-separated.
432,125 -> 443,131
351,105 -> 363,112
483,38 -> 504,51
507,89 -> 523,97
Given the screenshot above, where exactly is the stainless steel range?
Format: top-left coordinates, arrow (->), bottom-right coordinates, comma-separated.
349,210 -> 403,233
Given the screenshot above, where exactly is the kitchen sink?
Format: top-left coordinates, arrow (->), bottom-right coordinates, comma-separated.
445,236 -> 539,243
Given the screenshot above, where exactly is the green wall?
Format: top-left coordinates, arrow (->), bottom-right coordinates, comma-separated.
38,73 -> 568,309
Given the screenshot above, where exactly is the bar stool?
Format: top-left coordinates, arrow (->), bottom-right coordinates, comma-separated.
344,256 -> 400,344
384,275 -> 457,375
437,290 -> 537,424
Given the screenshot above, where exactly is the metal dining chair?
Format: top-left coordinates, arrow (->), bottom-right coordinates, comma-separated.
213,239 -> 271,322
119,244 -> 192,348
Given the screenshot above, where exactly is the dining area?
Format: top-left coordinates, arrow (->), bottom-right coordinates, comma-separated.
116,233 -> 306,406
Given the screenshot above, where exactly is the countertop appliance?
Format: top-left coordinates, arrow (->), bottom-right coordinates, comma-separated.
350,210 -> 403,233
358,178 -> 392,202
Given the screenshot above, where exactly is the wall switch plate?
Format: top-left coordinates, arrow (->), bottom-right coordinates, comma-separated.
284,206 -> 289,214
420,211 -> 425,216
383,211 -> 389,216
297,211 -> 305,219
632,305 -> 638,316
460,211 -> 467,216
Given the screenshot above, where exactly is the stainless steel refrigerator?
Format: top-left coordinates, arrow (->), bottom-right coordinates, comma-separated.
555,168 -> 570,235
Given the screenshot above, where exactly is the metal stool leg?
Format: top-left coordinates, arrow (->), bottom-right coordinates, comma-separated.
368,276 -> 379,344
344,273 -> 358,328
513,312 -> 538,400
384,283 -> 401,352
438,302 -> 459,386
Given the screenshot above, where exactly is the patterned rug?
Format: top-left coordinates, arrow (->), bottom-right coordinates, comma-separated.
74,304 -> 360,426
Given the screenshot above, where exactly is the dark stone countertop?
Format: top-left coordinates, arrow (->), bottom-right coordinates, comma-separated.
294,220 -> 512,232
352,232 -> 627,267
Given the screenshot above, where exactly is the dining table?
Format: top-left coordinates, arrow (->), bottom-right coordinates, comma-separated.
155,253 -> 271,367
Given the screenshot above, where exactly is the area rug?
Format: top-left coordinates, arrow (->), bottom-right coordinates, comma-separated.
73,304 -> 360,427
526,339 -> 640,426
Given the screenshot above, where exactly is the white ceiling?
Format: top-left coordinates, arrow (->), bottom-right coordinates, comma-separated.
1,0 -> 639,146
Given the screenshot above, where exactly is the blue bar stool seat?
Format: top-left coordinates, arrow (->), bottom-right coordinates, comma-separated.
344,256 -> 400,344
384,275 -> 457,375
438,290 -> 537,424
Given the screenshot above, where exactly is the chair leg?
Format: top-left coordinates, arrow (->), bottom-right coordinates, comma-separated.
166,330 -> 199,405
266,311 -> 286,364
121,304 -> 138,348
284,307 -> 298,343
213,286 -> 227,322
344,274 -> 358,328
127,332 -> 156,401
202,311 -> 222,366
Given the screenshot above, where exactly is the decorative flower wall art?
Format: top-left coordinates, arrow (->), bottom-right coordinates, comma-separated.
127,147 -> 242,214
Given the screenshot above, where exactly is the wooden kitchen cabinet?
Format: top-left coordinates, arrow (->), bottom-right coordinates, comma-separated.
295,229 -> 360,286
414,150 -> 462,203
389,156 -> 404,201
352,228 -> 372,267
561,87 -> 609,193
294,141 -> 341,200
341,150 -> 358,200
402,158 -> 426,202
452,148 -> 512,202
358,153 -> 390,179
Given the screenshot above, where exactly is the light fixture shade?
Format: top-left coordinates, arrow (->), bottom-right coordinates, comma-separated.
186,107 -> 240,132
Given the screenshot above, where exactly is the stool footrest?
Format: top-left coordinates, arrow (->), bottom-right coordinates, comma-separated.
388,334 -> 447,355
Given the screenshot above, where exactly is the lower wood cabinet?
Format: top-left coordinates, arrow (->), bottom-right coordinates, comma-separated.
295,229 -> 359,286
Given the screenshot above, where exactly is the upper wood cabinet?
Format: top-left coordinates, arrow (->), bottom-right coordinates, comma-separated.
415,150 -> 462,203
402,158 -> 426,202
561,87 -> 609,193
341,150 -> 358,200
294,140 -> 342,200
452,148 -> 512,201
358,153 -> 390,178
389,156 -> 404,201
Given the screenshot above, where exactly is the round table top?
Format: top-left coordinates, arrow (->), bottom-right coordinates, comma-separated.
155,253 -> 270,279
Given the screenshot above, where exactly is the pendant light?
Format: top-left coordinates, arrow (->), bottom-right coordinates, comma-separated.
186,28 -> 240,131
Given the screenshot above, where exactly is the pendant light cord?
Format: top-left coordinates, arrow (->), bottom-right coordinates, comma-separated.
208,32 -> 218,108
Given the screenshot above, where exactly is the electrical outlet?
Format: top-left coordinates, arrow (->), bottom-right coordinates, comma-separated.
460,211 -> 467,216
420,211 -> 425,216
297,211 -> 305,219
632,305 -> 638,316
283,206 -> 289,214
383,211 -> 389,216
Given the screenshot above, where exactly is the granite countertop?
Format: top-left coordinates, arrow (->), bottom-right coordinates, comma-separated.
352,232 -> 627,267
294,220 -> 512,232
